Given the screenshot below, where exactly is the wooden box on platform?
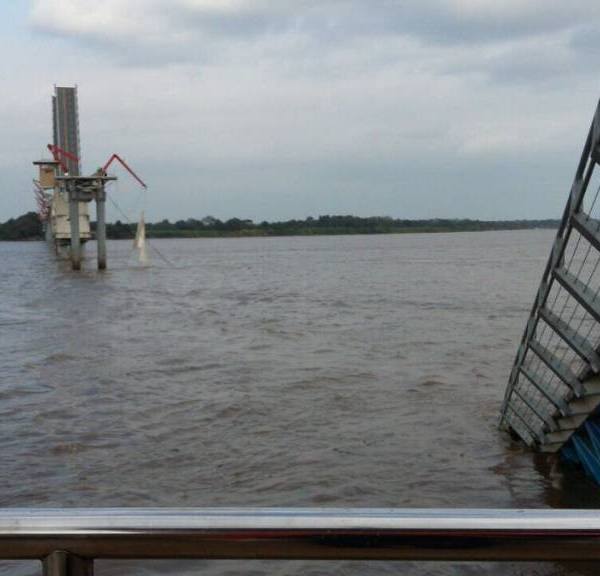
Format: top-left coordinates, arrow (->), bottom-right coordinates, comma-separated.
33,160 -> 60,189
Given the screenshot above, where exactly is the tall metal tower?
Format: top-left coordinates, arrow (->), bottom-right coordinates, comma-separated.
52,86 -> 81,176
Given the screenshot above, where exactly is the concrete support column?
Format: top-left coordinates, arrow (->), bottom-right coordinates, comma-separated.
68,192 -> 81,271
96,193 -> 107,270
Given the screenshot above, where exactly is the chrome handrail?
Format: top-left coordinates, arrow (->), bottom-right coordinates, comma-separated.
1,508 -> 599,574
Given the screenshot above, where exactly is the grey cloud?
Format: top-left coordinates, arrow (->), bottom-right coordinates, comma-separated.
5,1 -> 599,223
28,0 -> 600,96
569,25 -> 600,56
166,1 -> 600,45
31,1 -> 600,57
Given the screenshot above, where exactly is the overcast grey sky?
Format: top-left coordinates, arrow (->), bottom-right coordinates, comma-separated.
2,1 -> 600,222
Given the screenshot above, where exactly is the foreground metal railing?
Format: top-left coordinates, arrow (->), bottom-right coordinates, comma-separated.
2,508 -> 600,574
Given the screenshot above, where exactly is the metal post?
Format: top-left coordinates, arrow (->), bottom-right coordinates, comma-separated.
68,189 -> 81,271
96,187 -> 107,270
43,551 -> 93,576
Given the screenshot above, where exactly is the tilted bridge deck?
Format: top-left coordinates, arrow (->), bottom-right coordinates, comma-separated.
500,99 -> 600,482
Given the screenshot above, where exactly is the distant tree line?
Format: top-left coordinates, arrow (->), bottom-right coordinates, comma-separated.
0,212 -> 560,241
0,212 -> 43,240
101,214 -> 560,239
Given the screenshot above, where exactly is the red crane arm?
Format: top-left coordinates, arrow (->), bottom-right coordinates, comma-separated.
102,153 -> 147,189
47,144 -> 79,173
44,146 -> 147,189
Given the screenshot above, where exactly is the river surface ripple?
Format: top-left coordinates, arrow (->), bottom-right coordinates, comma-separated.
1,231 -> 599,575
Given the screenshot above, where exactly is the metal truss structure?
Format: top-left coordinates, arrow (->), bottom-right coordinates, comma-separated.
501,100 -> 600,484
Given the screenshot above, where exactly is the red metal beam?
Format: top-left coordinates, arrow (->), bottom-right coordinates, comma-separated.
102,153 -> 147,189
47,144 -> 79,173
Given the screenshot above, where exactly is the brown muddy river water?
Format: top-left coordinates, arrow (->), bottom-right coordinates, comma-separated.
1,230 -> 599,575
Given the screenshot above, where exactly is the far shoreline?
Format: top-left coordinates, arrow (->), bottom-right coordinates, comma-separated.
124,226 -> 559,240
0,211 -> 560,241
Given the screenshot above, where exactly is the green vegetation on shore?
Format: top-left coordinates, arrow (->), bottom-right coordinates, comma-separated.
0,212 -> 43,240
0,211 -> 559,241
102,215 -> 561,239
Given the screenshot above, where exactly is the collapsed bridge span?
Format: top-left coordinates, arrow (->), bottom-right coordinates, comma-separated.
501,100 -> 600,484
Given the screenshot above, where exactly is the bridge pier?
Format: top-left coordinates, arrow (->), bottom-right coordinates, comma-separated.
68,193 -> 81,271
60,175 -> 115,272
96,190 -> 107,271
